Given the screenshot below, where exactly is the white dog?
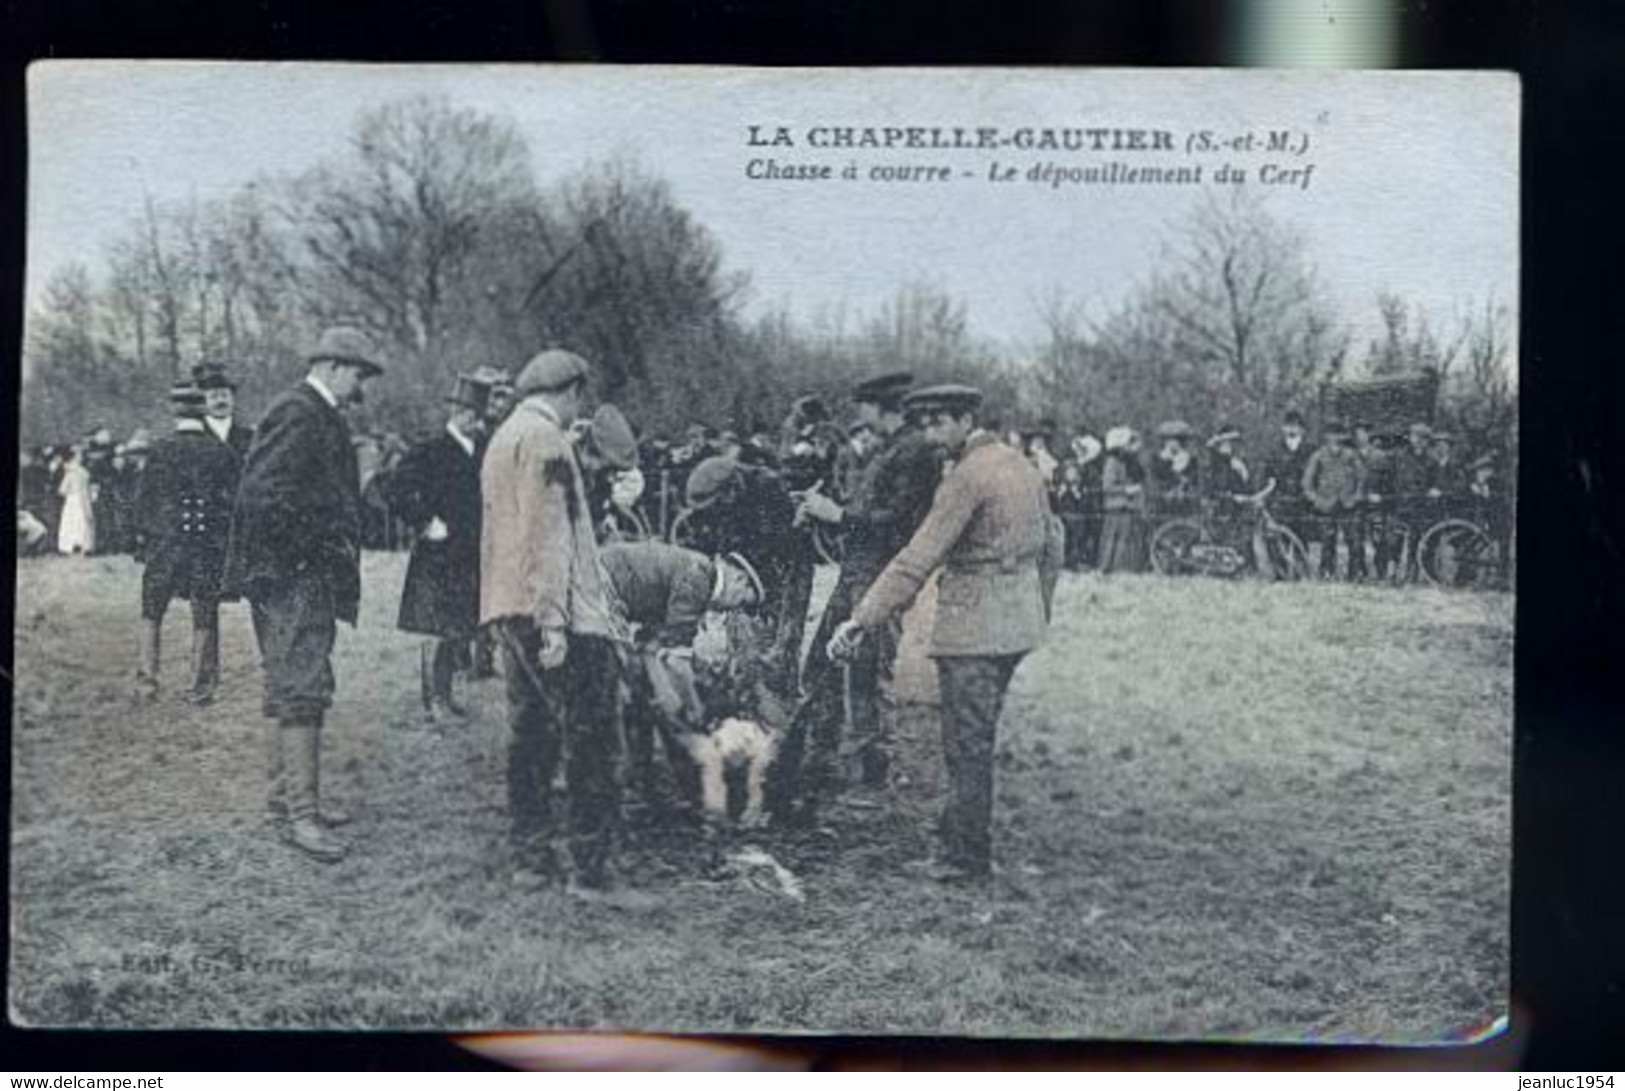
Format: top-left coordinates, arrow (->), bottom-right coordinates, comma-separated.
675,717 -> 779,829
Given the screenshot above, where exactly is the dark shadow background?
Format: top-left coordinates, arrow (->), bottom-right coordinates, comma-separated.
2,0 -> 1622,1071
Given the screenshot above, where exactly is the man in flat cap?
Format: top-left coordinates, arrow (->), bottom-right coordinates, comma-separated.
1302,418 -> 1368,580
481,348 -> 628,894
598,540 -> 764,814
830,385 -> 1064,883
1388,421 -> 1435,581
224,326 -> 384,863
132,382 -> 244,705
382,373 -> 493,721
787,370 -> 945,817
573,403 -> 646,541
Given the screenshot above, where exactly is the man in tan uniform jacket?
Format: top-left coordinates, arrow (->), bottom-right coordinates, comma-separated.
831,384 -> 1064,882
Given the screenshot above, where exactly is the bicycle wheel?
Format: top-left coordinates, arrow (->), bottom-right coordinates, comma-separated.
1418,519 -> 1498,589
1260,525 -> 1311,581
1149,519 -> 1204,576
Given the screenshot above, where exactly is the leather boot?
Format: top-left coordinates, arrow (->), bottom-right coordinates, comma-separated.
419,643 -> 435,712
281,722 -> 347,862
134,618 -> 162,701
265,719 -> 287,825
184,621 -> 220,705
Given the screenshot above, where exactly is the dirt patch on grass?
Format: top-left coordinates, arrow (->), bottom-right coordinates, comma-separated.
10,555 -> 1511,1041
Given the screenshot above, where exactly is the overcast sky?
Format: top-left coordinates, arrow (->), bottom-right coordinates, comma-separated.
27,62 -> 1518,362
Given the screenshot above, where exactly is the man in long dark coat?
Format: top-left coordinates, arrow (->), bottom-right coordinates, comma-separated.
133,383 -> 243,705
224,326 -> 384,863
383,374 -> 491,720
784,371 -> 945,818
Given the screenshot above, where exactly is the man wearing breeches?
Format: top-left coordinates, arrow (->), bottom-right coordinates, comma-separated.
830,385 -> 1064,883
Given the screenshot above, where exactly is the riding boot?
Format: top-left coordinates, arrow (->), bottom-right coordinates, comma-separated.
280,721 -> 347,862
185,621 -> 220,705
265,719 -> 287,826
135,618 -> 162,700
426,639 -> 465,720
419,642 -> 436,712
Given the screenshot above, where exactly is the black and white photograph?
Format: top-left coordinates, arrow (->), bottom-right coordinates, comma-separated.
11,62 -> 1517,1041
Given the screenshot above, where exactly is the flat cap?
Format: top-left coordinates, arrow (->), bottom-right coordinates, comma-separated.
685,454 -> 741,508
1206,424 -> 1243,447
588,404 -> 639,471
308,326 -> 384,374
851,370 -> 914,406
902,383 -> 982,415
1156,419 -> 1194,440
515,349 -> 592,396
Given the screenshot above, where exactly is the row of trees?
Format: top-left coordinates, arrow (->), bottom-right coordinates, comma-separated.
22,96 -> 1515,452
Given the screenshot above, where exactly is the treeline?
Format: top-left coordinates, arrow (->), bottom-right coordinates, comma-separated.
21,96 -> 1515,451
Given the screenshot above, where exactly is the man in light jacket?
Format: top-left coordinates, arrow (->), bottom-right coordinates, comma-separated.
1302,418 -> 1369,580
480,348 -> 626,893
829,384 -> 1064,883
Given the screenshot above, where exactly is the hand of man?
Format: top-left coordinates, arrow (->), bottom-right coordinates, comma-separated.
423,516 -> 449,542
827,619 -> 865,663
797,489 -> 844,526
537,626 -> 569,670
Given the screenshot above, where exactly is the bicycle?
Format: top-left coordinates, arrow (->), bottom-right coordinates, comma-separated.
1416,511 -> 1503,590
1149,482 -> 1311,580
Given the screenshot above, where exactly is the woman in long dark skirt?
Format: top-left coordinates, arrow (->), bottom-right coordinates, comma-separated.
1098,427 -> 1148,573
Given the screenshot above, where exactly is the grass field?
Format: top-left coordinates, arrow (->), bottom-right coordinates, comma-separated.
9,552 -> 1512,1041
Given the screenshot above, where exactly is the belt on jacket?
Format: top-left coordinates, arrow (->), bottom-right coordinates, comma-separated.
946,551 -> 1040,576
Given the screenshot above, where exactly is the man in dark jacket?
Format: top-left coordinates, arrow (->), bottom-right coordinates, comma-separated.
133,383 -> 243,705
679,453 -> 815,698
1390,422 -> 1435,581
786,371 -> 945,815
224,326 -> 384,863
1263,410 -> 1314,546
383,374 -> 491,721
195,361 -> 254,460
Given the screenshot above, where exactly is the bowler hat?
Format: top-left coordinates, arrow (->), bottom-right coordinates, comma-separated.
170,382 -> 207,418
192,360 -> 238,391
515,349 -> 592,396
471,365 -> 514,395
588,404 -> 639,471
851,371 -> 914,407
685,455 -> 740,508
791,395 -> 830,423
445,373 -> 493,415
308,326 -> 384,375
903,384 -> 982,416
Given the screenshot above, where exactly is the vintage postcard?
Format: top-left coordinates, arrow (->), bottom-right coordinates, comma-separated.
13,62 -> 1516,1040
